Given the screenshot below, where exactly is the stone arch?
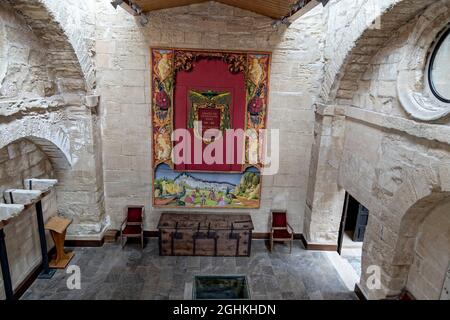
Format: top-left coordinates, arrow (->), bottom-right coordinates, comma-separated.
25,136 -> 71,170
351,161 -> 450,298
392,192 -> 450,267
322,0 -> 437,103
383,187 -> 450,296
401,197 -> 450,299
0,121 -> 72,170
6,0 -> 96,92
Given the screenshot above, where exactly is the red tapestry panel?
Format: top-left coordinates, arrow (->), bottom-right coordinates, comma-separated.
173,58 -> 246,172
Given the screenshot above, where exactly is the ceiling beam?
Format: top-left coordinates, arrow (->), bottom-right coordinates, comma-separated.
216,0 -> 297,19
132,0 -> 208,13
111,0 -> 141,16
113,0 -> 328,21
287,0 -> 325,23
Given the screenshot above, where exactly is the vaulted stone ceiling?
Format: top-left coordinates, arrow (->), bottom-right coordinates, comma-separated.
6,0 -> 91,92
132,0 -> 299,19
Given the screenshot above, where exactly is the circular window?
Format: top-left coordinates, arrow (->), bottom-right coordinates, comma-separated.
429,28 -> 450,103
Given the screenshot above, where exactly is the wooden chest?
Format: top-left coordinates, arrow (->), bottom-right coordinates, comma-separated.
157,212 -> 254,257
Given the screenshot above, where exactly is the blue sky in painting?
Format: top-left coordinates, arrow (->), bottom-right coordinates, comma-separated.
155,164 -> 259,186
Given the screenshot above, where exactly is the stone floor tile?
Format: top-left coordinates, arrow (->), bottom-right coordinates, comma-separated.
21,239 -> 357,300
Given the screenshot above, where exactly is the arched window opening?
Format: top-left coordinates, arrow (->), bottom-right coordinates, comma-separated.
428,27 -> 450,103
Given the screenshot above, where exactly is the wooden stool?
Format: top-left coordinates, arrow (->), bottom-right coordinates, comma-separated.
45,216 -> 74,269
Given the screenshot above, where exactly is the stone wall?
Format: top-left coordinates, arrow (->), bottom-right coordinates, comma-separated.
1,0 -> 448,302
303,104 -> 346,244
0,1 -> 54,98
339,116 -> 450,296
7,0 -> 95,94
302,0 -> 436,245
406,200 -> 450,300
39,0 -> 97,92
315,1 -> 450,299
0,0 -> 107,240
321,0 -> 436,103
94,1 -> 326,233
349,1 -> 450,123
0,139 -> 56,300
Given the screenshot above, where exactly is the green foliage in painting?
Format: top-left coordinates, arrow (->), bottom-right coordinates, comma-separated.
245,80 -> 256,103
235,171 -> 260,200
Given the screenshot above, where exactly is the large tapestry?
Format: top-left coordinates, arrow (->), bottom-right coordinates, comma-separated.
151,48 -> 271,208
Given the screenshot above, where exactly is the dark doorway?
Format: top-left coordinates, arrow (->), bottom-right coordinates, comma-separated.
338,193 -> 369,253
337,192 -> 369,278
344,194 -> 369,242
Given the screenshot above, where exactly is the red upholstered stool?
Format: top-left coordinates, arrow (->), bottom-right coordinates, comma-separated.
270,210 -> 294,253
120,205 -> 145,249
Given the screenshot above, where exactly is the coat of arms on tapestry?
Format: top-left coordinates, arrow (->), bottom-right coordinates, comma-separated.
188,90 -> 231,144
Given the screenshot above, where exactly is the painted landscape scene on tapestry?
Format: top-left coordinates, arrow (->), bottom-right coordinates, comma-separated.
153,164 -> 261,208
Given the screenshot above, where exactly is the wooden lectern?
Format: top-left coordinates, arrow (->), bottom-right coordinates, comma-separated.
45,216 -> 74,269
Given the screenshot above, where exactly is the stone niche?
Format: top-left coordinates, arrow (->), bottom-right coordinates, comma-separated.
0,139 -> 54,195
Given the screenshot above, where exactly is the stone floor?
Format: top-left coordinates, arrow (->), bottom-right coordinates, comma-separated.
342,255 -> 362,278
340,232 -> 362,279
21,239 -> 357,300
